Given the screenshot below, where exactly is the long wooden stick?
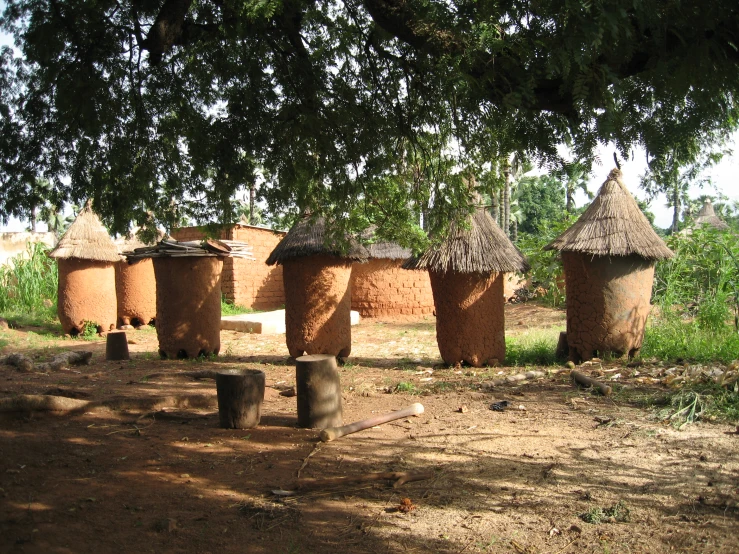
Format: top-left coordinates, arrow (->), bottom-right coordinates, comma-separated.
319,403 -> 424,442
570,370 -> 612,396
295,470 -> 435,491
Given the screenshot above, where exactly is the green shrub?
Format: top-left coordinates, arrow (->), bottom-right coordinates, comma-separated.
516,214 -> 578,307
221,296 -> 255,316
654,226 -> 739,328
0,242 -> 58,321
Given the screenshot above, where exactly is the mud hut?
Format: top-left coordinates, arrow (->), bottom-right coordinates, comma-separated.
692,200 -> 729,231
114,234 -> 160,328
48,205 -> 119,335
546,168 -> 673,362
351,238 -> 435,318
127,239 -> 254,359
403,209 -> 529,367
266,216 -> 368,359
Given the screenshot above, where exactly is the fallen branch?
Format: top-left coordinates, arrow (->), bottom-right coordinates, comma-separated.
0,393 -> 217,415
571,370 -> 612,396
143,370 -> 218,381
293,470 -> 435,492
0,353 -> 34,372
296,443 -> 322,478
0,351 -> 92,373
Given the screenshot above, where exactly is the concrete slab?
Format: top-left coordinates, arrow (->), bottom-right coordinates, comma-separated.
221,309 -> 361,334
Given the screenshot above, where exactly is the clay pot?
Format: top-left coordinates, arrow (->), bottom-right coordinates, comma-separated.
57,259 -> 117,335
153,257 -> 223,359
429,270 -> 505,367
115,258 -> 156,327
282,255 -> 353,358
562,252 -> 655,361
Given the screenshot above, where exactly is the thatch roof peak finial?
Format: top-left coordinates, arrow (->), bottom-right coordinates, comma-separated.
403,208 -> 529,274
545,168 -> 673,260
48,203 -> 120,262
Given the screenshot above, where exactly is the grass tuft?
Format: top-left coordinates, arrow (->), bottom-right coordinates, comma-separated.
506,331 -> 559,366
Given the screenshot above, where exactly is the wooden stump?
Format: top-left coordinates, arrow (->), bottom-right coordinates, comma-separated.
295,354 -> 343,429
106,332 -> 130,361
215,369 -> 266,429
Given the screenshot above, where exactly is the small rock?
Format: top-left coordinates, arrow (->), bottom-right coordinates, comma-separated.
565,361 -> 576,369
457,405 -> 468,414
517,405 -> 526,411
135,325 -> 148,331
279,387 -> 296,397
127,339 -> 138,345
119,324 -> 135,330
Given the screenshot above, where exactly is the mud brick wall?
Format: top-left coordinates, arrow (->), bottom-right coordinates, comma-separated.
351,260 -> 435,317
171,225 -> 286,310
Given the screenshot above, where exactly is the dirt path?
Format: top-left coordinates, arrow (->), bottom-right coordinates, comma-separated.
1,305 -> 737,553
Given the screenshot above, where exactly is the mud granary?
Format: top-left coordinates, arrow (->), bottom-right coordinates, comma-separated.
546,168 -> 673,362
404,208 -> 529,367
48,204 -> 119,335
266,216 -> 368,359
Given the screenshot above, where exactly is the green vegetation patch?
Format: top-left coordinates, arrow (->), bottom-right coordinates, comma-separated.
580,501 -> 631,525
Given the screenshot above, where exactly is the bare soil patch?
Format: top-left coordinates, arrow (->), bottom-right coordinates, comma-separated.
1,304 -> 737,553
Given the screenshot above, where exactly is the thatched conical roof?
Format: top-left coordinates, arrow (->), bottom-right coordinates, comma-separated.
693,200 -> 729,231
545,169 -> 673,260
48,204 -> 120,262
266,216 -> 369,265
403,209 -> 529,273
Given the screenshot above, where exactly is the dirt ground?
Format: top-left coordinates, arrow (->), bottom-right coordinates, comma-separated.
1,303 -> 738,554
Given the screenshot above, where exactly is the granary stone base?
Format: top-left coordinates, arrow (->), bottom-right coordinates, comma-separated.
115,258 -> 156,327
283,255 -> 353,358
153,257 -> 223,358
351,259 -> 435,317
57,259 -> 117,335
430,270 -> 505,367
563,252 -> 655,362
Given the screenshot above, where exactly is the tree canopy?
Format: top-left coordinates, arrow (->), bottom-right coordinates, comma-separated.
1,0 -> 738,244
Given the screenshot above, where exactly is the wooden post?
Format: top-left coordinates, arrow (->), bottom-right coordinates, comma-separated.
295,354 -> 343,429
106,331 -> 130,361
216,369 -> 266,429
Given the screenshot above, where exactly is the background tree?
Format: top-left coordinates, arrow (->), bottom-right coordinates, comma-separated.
514,175 -> 567,236
557,162 -> 593,213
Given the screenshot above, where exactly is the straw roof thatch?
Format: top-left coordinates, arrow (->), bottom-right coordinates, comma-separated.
359,226 -> 412,260
48,204 -> 120,262
545,169 -> 673,260
693,200 -> 729,231
265,216 -> 369,265
402,209 -> 529,274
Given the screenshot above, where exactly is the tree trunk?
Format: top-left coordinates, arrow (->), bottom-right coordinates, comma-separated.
566,188 -> 574,213
249,184 -> 255,224
215,369 -> 265,429
490,189 -> 500,226
511,219 -> 518,242
498,189 -> 504,227
672,184 -> 680,233
503,164 -> 511,237
295,354 -> 343,429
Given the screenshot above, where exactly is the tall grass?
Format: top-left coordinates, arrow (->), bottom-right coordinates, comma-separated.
641,316 -> 739,364
0,242 -> 58,322
506,331 -> 559,366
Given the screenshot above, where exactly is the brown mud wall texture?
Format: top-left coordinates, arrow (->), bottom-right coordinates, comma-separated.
57,259 -> 117,334
429,270 -> 505,367
115,259 -> 156,326
152,257 -> 223,359
282,255 -> 353,358
351,260 -> 434,317
172,225 -> 285,310
562,252 -> 656,361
